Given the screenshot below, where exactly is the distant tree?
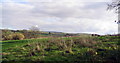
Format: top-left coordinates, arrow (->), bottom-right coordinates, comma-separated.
26,26 -> 41,38
29,26 -> 39,31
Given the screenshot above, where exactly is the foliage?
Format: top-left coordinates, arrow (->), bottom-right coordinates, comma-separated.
11,33 -> 25,40
107,0 -> 120,24
2,29 -> 13,40
4,35 -> 13,40
1,29 -> 76,40
2,29 -> 42,40
3,33 -> 25,40
107,0 -> 120,12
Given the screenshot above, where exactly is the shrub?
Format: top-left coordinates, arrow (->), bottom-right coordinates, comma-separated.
2,29 -> 13,40
4,33 -> 25,40
4,35 -> 13,40
11,33 -> 25,40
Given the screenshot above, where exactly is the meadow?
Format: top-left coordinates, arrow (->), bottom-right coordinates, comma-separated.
1,35 -> 120,63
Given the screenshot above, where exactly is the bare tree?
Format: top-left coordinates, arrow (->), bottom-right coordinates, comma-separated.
107,0 -> 120,24
29,26 -> 39,31
107,0 -> 120,11
27,26 -> 40,38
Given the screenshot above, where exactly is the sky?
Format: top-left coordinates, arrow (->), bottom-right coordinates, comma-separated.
0,0 -> 118,35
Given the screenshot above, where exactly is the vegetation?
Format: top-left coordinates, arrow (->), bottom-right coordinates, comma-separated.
107,0 -> 120,24
1,29 -> 77,40
3,32 -> 25,40
11,33 -> 25,40
1,35 -> 120,63
1,0 -> 120,63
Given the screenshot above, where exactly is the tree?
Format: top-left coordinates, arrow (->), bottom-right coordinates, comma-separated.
107,0 -> 120,24
29,26 -> 39,31
108,0 -> 120,44
27,26 -> 41,38
107,0 -> 120,11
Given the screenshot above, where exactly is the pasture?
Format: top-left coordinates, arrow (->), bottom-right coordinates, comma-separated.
1,36 -> 120,63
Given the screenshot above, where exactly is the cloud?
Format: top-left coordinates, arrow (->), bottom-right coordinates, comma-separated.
1,0 -> 118,34
23,0 -> 111,2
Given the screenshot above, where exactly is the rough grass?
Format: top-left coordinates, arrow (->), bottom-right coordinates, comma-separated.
2,36 -> 120,63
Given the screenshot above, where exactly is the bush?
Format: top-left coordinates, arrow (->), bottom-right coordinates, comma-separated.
11,33 -> 25,40
4,33 -> 25,40
2,29 -> 13,40
4,35 -> 13,40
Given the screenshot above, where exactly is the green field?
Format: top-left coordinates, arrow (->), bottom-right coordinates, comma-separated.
1,36 -> 120,63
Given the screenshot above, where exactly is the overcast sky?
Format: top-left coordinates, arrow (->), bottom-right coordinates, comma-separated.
0,0 -> 118,35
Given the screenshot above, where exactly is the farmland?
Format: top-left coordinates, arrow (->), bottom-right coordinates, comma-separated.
2,0 -> 120,62
1,35 -> 120,63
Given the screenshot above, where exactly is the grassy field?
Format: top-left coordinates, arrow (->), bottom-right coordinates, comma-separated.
1,36 -> 120,63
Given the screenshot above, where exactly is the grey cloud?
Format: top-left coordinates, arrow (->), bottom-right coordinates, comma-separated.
1,0 -> 118,34
30,2 -> 108,20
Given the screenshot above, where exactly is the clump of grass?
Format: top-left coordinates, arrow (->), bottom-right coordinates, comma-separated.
23,42 -> 47,57
73,36 -> 101,47
86,48 -> 97,55
60,38 -> 74,54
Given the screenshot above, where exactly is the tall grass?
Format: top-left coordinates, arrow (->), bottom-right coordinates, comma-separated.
22,36 -> 101,55
2,36 -> 120,62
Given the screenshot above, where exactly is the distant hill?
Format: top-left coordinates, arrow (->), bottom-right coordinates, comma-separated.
42,31 -> 63,34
